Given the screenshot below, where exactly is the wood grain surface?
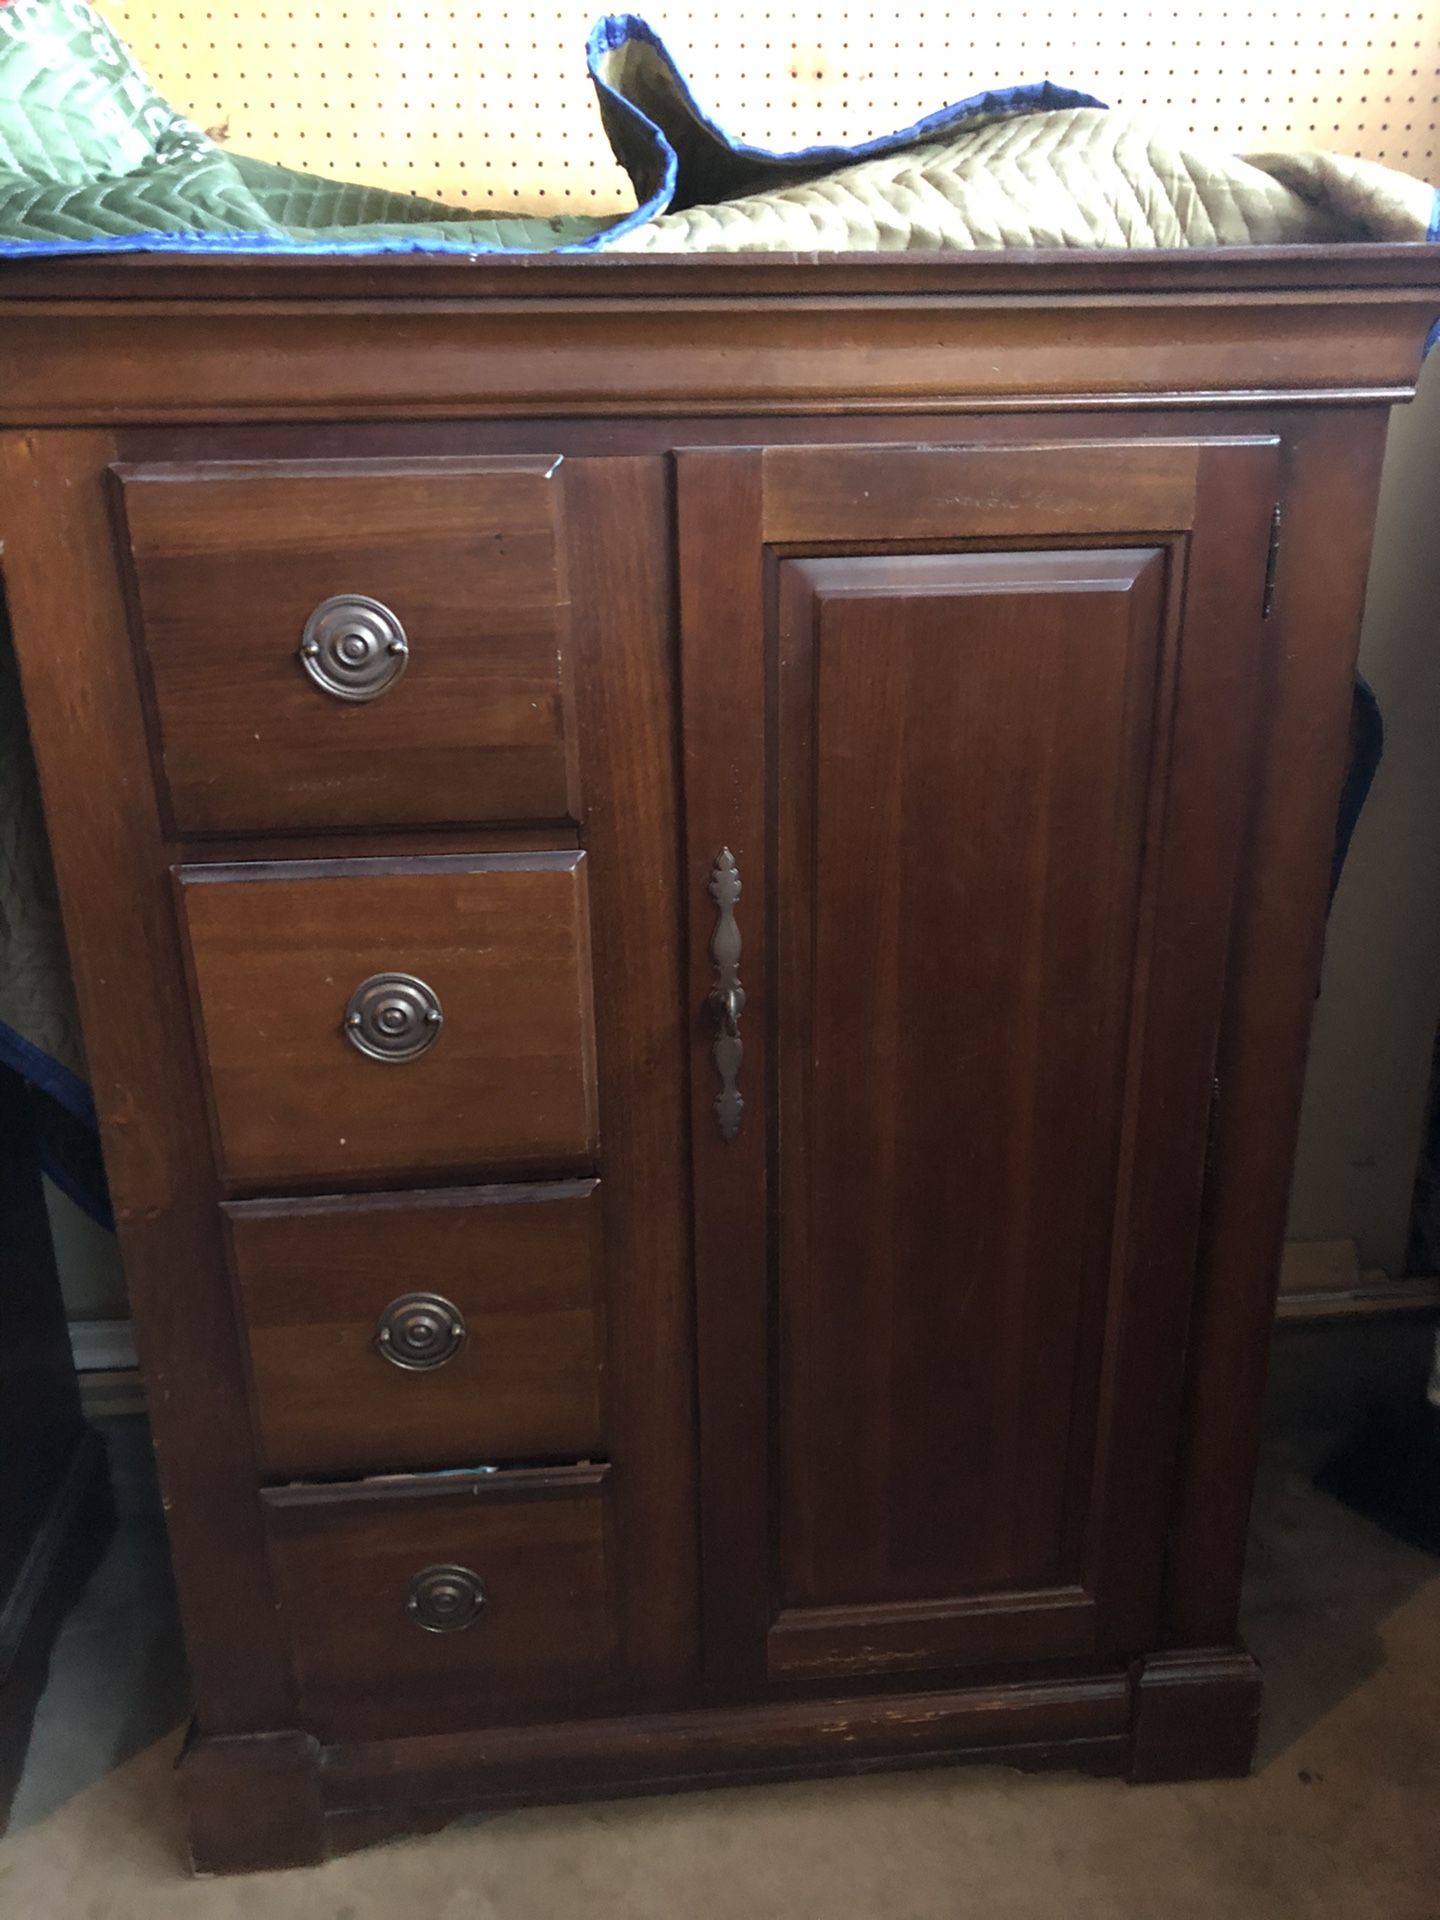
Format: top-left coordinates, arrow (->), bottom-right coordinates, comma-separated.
116,456 -> 577,835
176,852 -> 598,1188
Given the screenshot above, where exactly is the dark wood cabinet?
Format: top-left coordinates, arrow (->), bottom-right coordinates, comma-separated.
0,247 -> 1436,1872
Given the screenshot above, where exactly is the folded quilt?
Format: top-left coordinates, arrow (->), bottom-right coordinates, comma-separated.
0,5 -> 1435,258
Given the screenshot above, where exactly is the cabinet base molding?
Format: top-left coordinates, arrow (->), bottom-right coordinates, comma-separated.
178,1658 -> 1257,1871
1128,1647 -> 1264,1784
179,1729 -> 326,1877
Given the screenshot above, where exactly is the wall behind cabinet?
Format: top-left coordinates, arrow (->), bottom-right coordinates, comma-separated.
94,1 -> 1440,209
1287,359 -> 1440,1274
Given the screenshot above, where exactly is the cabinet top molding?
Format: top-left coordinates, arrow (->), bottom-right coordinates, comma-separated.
2,244 -> 1439,300
0,244 -> 1437,425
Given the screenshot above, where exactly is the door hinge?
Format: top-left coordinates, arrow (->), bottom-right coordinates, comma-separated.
1203,1075 -> 1222,1186
1261,502 -> 1282,620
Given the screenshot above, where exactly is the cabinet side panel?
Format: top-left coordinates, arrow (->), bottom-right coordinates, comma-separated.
0,430 -> 291,1731
1164,409 -> 1394,1645
1086,438 -> 1280,1652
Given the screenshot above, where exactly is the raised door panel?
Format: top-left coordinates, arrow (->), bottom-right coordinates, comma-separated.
775,549 -> 1162,1633
679,437 -> 1279,1695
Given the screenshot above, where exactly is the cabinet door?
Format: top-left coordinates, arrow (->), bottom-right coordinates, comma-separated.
678,436 -> 1279,1696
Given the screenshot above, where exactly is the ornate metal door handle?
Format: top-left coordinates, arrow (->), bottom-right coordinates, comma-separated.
707,848 -> 745,1142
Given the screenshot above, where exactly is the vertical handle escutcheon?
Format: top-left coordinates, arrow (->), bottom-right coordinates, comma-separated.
708,848 -> 745,1142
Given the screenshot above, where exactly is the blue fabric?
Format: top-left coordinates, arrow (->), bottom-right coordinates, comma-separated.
1331,674 -> 1385,905
1424,189 -> 1440,355
0,1018 -> 95,1126
0,1026 -> 112,1228
0,226 -> 580,260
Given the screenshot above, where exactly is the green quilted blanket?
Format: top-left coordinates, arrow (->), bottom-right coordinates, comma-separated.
0,4 -> 1436,257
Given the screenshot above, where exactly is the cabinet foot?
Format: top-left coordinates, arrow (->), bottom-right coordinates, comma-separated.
178,1727 -> 325,1874
1128,1647 -> 1263,1783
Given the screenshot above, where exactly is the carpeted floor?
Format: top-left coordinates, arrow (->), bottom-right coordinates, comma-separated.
0,1422 -> 1437,1919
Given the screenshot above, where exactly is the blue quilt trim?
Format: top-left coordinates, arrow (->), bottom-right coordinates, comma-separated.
1332,675 -> 1384,904
0,1018 -> 96,1128
1424,187 -> 1440,355
0,228 -> 608,259
0,1023 -> 112,1229
576,13 -> 681,245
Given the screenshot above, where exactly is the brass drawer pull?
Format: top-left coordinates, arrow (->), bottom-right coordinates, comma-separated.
407,1564 -> 486,1634
707,847 -> 745,1142
375,1292 -> 467,1371
343,973 -> 443,1063
299,594 -> 409,702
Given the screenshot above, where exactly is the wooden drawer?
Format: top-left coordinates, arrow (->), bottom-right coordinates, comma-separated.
227,1180 -> 605,1479
114,457 -> 577,835
176,853 -> 598,1187
263,1465 -> 617,1741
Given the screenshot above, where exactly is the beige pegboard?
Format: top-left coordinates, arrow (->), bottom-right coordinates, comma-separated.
93,2 -> 1440,212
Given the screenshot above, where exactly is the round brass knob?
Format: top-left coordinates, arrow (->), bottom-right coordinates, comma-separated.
407,1564 -> 485,1634
343,973 -> 443,1064
299,594 -> 408,702
376,1293 -> 467,1371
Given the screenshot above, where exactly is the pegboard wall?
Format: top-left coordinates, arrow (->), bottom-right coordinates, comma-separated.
93,3 -> 1440,212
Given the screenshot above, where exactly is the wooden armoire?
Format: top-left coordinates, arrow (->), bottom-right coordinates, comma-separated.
1,245 -> 1436,1871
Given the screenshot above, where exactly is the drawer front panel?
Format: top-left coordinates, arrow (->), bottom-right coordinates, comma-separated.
263,1465 -> 616,1741
115,457 -> 577,834
227,1180 -> 605,1479
177,853 -> 598,1187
